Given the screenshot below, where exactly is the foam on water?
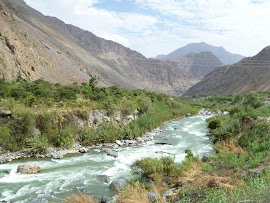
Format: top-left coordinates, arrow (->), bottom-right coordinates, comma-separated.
0,115 -> 213,202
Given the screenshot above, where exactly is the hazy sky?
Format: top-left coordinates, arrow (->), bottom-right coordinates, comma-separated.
24,0 -> 270,58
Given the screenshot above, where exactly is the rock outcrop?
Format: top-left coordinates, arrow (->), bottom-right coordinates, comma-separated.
17,162 -> 41,174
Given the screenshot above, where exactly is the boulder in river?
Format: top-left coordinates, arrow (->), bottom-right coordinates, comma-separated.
104,149 -> 118,158
97,175 -> 111,183
17,162 -> 41,174
110,177 -> 128,192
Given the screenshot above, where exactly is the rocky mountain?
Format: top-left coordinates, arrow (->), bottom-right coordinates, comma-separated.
157,42 -> 245,65
0,0 -> 199,96
161,52 -> 224,79
184,46 -> 270,96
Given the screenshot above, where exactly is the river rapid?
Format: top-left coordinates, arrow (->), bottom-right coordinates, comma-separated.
0,115 -> 213,202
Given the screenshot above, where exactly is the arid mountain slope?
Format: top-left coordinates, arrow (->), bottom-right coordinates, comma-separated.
0,0 -> 199,95
157,42 -> 245,65
184,46 -> 270,96
161,52 -> 224,79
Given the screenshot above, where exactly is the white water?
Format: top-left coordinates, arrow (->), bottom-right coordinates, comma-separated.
0,115 -> 213,202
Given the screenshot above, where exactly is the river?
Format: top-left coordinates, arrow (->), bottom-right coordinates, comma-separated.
0,115 -> 213,202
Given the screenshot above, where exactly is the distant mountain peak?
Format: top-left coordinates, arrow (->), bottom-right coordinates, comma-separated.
156,42 -> 245,65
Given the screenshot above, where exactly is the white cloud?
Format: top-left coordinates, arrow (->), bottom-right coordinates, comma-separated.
25,0 -> 270,57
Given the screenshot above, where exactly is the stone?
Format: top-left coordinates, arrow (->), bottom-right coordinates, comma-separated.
47,153 -> 63,159
79,147 -> 88,153
186,113 -> 192,117
110,177 -> 128,192
73,187 -> 86,193
0,109 -> 12,117
131,166 -> 144,174
174,181 -> 185,188
147,192 -> 158,202
166,177 -> 173,182
101,195 -> 119,203
105,150 -> 118,158
115,140 -> 122,146
135,137 -> 144,144
97,175 -> 111,183
17,162 -> 41,174
163,188 -> 175,200
201,155 -> 209,162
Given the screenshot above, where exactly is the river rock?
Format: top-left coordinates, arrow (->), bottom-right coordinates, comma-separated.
115,140 -> 122,146
135,137 -> 144,144
46,152 -> 63,159
17,162 -> 41,174
110,177 -> 128,192
97,175 -> 111,183
79,147 -> 88,153
124,140 -> 138,147
147,192 -> 158,202
105,150 -> 118,158
101,195 -> 119,203
73,187 -> 86,193
186,113 -> 192,117
131,166 -> 144,174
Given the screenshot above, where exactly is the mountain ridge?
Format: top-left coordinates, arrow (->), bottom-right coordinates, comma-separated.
0,0 -> 199,96
184,46 -> 270,96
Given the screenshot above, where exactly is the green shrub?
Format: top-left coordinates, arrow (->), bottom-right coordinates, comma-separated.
54,126 -> 74,148
132,156 -> 181,178
213,131 -> 233,143
208,119 -> 221,130
26,134 -> 49,154
122,101 -> 136,116
137,96 -> 152,113
0,125 -> 16,151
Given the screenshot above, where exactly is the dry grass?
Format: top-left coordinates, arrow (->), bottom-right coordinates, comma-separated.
215,141 -> 246,155
119,181 -> 151,203
63,193 -> 95,203
174,160 -> 235,192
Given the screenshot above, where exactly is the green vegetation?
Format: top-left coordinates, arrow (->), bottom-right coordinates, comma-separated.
122,91 -> 270,203
0,78 -> 197,153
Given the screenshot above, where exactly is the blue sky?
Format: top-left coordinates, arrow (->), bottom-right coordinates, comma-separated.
24,0 -> 270,58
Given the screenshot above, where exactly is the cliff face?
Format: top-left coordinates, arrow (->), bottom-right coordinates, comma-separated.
0,0 -> 199,95
184,46 -> 270,96
162,52 -> 224,79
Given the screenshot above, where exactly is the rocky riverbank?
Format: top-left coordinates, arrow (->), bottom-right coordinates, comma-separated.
0,108 -> 224,164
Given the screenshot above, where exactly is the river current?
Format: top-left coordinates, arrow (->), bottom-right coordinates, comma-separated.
0,115 -> 213,202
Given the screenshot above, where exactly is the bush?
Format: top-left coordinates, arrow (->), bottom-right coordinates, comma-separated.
132,156 -> 181,178
208,119 -> 221,130
54,126 -> 74,148
0,125 -> 15,151
137,96 -> 152,113
122,101 -> 136,116
26,134 -> 49,154
213,131 -> 233,143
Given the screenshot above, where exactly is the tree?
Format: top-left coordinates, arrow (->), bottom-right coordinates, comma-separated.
89,76 -> 98,90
